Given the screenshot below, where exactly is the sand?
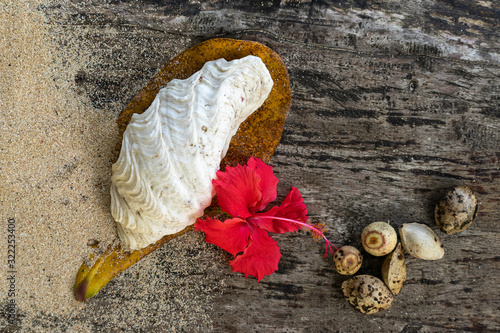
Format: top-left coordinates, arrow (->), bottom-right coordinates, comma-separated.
0,1 -> 223,331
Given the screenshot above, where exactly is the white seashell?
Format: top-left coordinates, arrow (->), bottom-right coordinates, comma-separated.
110,56 -> 273,250
399,223 -> 444,260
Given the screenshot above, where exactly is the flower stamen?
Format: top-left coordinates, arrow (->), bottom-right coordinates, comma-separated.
251,216 -> 338,257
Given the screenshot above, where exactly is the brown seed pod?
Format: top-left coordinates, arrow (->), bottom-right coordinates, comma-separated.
381,243 -> 406,295
361,222 -> 397,256
333,246 -> 363,275
342,275 -> 394,314
435,186 -> 478,234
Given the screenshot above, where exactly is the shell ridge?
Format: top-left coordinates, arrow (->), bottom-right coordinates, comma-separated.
112,55 -> 274,249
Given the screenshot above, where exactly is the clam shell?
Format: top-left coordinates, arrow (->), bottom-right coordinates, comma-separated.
111,56 -> 273,250
342,275 -> 393,314
381,243 -> 406,295
398,223 -> 444,260
435,185 -> 478,234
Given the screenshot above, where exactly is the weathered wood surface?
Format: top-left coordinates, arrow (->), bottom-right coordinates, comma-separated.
39,0 -> 500,331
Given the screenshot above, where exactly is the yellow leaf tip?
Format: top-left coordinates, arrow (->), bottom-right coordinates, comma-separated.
75,279 -> 88,302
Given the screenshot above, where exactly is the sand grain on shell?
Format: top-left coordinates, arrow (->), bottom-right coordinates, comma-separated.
1,1 -> 223,331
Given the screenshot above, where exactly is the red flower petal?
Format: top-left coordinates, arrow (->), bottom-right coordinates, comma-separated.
247,157 -> 278,213
277,187 -> 308,222
229,225 -> 281,282
253,187 -> 308,234
213,165 -> 262,218
195,217 -> 250,256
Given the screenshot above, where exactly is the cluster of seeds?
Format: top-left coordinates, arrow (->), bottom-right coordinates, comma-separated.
336,186 -> 478,314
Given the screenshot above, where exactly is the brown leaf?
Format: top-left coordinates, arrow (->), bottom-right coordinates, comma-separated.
76,38 -> 291,301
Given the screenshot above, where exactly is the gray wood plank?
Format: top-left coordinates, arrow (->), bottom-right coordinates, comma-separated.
16,0 -> 499,331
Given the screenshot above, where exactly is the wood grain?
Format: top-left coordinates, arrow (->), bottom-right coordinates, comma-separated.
33,0 -> 500,331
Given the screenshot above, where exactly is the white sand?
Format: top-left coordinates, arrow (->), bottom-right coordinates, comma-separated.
0,1 -> 223,330
1,0 -> 118,317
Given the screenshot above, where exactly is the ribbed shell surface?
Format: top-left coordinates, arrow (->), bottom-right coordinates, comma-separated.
110,56 -> 273,250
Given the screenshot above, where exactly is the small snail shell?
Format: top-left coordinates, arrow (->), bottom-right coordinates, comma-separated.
381,243 -> 406,295
361,222 -> 397,256
342,275 -> 394,314
435,186 -> 478,234
333,246 -> 362,275
399,223 -> 444,260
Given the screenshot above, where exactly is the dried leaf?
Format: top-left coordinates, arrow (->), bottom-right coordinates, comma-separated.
75,227 -> 193,301
75,38 -> 291,301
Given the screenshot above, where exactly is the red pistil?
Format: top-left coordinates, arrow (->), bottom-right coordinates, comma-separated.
248,216 -> 338,257
196,157 -> 337,281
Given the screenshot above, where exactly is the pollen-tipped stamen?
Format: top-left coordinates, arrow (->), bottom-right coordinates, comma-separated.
251,216 -> 338,256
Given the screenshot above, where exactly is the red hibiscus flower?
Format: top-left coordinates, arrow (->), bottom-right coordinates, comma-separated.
195,157 -> 336,282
